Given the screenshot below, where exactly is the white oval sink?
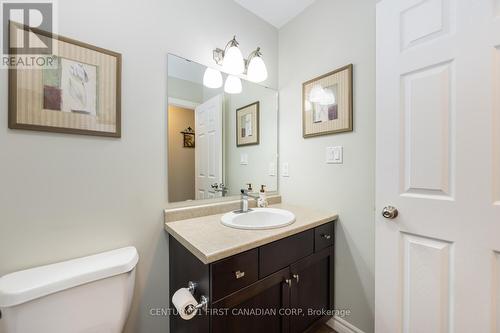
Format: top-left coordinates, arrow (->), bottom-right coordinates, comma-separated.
221,208 -> 296,230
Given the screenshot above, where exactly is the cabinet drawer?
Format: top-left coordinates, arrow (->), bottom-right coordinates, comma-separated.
211,249 -> 258,301
259,230 -> 314,278
314,222 -> 334,252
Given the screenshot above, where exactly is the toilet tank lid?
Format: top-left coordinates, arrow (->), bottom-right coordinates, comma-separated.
0,246 -> 139,307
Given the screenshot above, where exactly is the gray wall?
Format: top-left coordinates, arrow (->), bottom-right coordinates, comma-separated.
0,1 -> 278,332
167,77 -> 204,104
278,0 -> 376,332
224,80 -> 278,196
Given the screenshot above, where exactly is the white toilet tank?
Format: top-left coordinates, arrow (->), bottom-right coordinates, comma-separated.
0,247 -> 138,333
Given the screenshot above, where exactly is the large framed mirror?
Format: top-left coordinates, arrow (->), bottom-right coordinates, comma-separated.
167,54 -> 278,204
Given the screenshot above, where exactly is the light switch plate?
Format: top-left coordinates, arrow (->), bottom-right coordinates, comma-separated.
281,162 -> 289,177
240,153 -> 248,165
269,162 -> 276,176
326,146 -> 343,164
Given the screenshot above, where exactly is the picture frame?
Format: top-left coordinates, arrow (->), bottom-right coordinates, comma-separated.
236,101 -> 260,147
8,24 -> 122,137
302,64 -> 353,138
181,127 -> 195,148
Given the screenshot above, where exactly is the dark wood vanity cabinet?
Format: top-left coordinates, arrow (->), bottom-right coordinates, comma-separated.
289,247 -> 333,333
211,267 -> 291,333
169,221 -> 335,333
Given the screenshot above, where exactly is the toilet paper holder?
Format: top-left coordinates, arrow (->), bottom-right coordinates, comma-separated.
187,281 -> 197,295
185,295 -> 208,315
185,281 -> 208,315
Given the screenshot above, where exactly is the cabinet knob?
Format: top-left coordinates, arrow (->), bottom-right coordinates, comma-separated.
293,274 -> 300,284
322,234 -> 331,240
235,270 -> 245,279
284,279 -> 292,288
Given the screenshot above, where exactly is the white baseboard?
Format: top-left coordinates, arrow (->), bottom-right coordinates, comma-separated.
326,316 -> 365,333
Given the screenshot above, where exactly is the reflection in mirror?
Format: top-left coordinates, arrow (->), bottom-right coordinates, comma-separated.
167,54 -> 278,203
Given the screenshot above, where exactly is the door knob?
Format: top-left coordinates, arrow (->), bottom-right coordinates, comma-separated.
382,206 -> 398,219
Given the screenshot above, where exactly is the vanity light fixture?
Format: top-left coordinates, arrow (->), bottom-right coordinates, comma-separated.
246,47 -> 268,83
203,67 -> 223,89
224,75 -> 242,94
221,36 -> 245,75
205,36 -> 268,91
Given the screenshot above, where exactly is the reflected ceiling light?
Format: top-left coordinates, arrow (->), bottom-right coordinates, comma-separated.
224,75 -> 242,94
246,47 -> 268,83
221,36 -> 245,75
309,85 -> 324,103
319,88 -> 336,105
203,67 -> 223,88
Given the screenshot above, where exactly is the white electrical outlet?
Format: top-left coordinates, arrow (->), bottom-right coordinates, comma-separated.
282,162 -> 289,177
326,146 -> 343,164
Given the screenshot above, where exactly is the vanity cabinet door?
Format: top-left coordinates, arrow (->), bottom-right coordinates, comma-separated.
211,267 -> 291,333
289,246 -> 334,333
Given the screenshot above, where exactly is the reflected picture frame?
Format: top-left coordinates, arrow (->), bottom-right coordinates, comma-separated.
236,101 -> 260,147
181,127 -> 195,148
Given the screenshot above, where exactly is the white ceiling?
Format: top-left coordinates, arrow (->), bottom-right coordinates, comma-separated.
234,0 -> 317,29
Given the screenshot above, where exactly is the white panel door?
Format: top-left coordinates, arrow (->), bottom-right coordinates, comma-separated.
195,94 -> 223,200
376,1 -> 500,332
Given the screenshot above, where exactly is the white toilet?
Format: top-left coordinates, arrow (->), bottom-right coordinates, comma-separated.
0,246 -> 138,333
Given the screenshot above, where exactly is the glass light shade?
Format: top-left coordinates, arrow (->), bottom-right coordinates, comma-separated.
222,45 -> 245,75
203,68 -> 223,88
319,88 -> 336,105
224,75 -> 242,94
309,85 -> 324,103
247,56 -> 268,82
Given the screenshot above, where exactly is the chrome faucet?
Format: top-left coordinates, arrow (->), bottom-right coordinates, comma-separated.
238,184 -> 259,213
211,183 -> 228,196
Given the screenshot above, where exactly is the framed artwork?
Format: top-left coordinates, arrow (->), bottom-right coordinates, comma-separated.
9,24 -> 122,137
302,64 -> 353,138
236,101 -> 259,147
181,127 -> 195,148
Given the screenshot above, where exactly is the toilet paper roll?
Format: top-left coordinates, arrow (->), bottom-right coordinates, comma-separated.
172,288 -> 198,320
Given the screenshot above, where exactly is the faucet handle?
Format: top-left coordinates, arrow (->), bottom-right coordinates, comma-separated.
246,183 -> 253,191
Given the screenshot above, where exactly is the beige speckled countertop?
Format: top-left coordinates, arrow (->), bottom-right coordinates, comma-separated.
164,203 -> 338,264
